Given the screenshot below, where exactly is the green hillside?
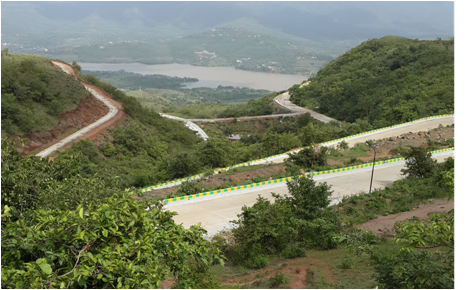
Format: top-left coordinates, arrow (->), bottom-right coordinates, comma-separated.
1,50 -> 90,135
290,36 -> 454,127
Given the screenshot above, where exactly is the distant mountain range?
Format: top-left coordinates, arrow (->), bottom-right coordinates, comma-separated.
1,1 -> 454,72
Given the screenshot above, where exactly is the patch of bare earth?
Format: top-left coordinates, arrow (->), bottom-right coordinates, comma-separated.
328,126 -> 453,166
18,95 -> 110,155
360,198 -> 454,238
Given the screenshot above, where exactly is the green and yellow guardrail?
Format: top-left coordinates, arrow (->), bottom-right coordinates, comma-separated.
160,147 -> 453,204
129,114 -> 453,194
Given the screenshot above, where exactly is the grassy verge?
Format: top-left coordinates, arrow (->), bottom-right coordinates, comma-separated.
332,172 -> 452,227
215,241 -> 406,289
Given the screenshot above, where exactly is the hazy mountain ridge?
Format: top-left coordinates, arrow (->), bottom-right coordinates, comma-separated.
2,2 -> 454,55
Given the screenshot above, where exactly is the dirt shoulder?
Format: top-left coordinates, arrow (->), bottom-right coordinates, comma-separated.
359,198 -> 454,238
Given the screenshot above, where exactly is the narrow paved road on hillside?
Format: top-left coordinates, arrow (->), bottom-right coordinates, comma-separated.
274,92 -> 336,123
167,150 -> 454,237
159,90 -> 335,139
35,61 -> 123,158
159,91 -> 332,124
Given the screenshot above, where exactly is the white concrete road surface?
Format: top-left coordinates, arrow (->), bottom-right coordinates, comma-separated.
167,151 -> 454,237
35,68 -> 119,158
274,92 -> 336,123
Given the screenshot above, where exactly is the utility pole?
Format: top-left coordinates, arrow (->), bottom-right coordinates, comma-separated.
366,140 -> 378,194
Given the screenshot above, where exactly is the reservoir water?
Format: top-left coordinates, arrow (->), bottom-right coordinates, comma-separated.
79,63 -> 308,92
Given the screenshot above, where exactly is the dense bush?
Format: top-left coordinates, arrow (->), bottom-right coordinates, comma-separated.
226,177 -> 340,268
1,138 -> 121,223
1,52 -> 89,134
372,248 -> 453,289
285,146 -> 329,171
1,137 -> 224,289
290,36 -> 454,127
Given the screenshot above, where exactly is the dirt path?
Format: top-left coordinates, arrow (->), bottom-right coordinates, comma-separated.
360,198 -> 454,237
51,60 -> 78,80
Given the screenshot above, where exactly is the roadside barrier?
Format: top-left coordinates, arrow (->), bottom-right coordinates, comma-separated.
128,114 -> 453,194
159,147 -> 454,204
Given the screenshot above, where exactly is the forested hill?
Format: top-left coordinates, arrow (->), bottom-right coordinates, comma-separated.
1,50 -> 90,135
289,36 -> 454,127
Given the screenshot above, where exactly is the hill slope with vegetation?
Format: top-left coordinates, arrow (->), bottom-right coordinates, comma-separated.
1,50 -> 90,135
290,36 -> 454,127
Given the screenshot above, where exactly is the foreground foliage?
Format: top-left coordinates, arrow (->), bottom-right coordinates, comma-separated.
1,138 -> 224,289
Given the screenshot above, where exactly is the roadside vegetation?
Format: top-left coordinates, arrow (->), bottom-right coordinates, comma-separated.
2,134 -> 454,288
290,36 -> 454,127
1,138 -> 224,289
210,150 -> 454,288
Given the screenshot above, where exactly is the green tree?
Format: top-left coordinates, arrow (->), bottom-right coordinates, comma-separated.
72,61 -> 82,72
167,152 -> 202,179
401,147 -> 437,178
285,146 -> 328,171
261,132 -> 301,156
229,176 -> 339,268
198,137 -> 232,168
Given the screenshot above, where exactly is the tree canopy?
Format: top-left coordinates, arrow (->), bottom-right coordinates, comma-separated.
290,36 -> 454,127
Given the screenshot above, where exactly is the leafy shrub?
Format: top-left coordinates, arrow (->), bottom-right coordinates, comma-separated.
229,177 -> 340,267
338,256 -> 355,269
285,164 -> 301,176
365,197 -> 387,210
175,180 -> 204,197
246,254 -> 269,269
268,273 -> 289,288
338,140 -> 349,150
1,198 -> 224,289
281,243 -> 306,259
252,175 -> 265,183
306,269 -> 315,286
343,206 -> 358,216
285,146 -> 328,171
373,250 -> 453,289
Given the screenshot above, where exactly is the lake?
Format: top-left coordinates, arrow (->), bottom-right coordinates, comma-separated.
79,63 -> 308,91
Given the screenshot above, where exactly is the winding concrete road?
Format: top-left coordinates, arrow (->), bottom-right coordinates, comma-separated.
274,92 -> 336,123
35,61 -> 120,158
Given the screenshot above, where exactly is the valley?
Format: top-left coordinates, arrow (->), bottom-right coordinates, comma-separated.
1,9 -> 455,285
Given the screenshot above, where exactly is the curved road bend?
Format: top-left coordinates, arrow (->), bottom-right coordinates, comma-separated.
274,92 -> 336,123
166,151 -> 454,237
35,62 -> 120,158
